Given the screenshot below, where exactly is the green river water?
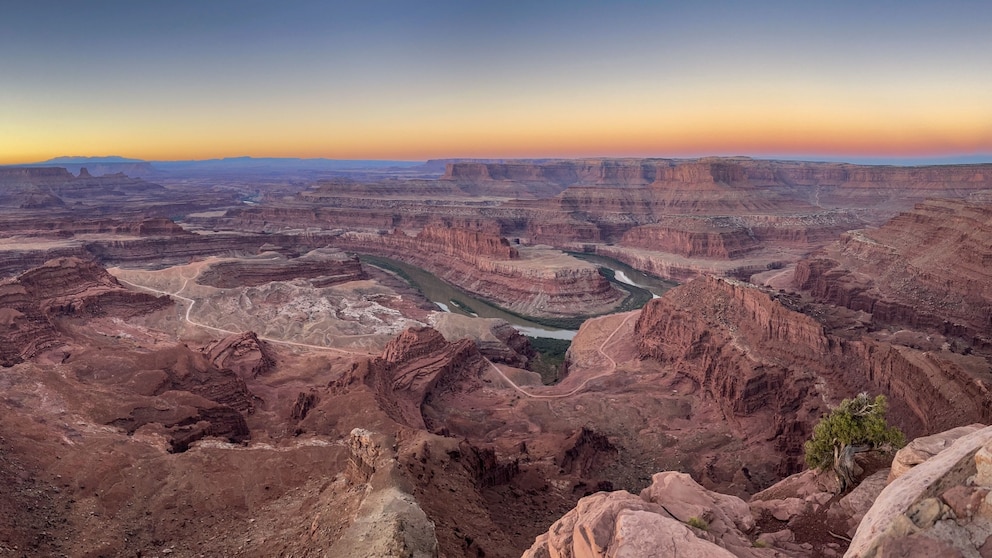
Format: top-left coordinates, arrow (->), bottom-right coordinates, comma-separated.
359,253 -> 676,340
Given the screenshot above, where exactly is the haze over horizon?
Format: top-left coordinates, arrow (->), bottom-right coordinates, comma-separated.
2,1 -> 990,165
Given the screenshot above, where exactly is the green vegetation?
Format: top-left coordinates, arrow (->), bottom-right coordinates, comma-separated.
360,252 -> 660,330
358,254 -> 592,330
527,337 -> 571,385
686,516 -> 709,531
804,393 -> 905,492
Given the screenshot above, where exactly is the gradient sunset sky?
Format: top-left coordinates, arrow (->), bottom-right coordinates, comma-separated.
2,0 -> 990,164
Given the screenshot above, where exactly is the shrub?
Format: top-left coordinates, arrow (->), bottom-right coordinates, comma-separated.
804,393 -> 905,492
686,516 -> 709,531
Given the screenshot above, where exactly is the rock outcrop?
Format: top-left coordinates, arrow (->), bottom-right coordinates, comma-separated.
195,249 -> 367,289
523,472 -> 759,558
796,199 -> 992,345
634,275 -> 992,469
430,313 -> 535,367
202,331 -> 276,379
0,257 -> 171,366
635,276 -> 827,474
443,158 -> 992,210
333,327 -> 489,431
331,428 -> 440,558
620,216 -> 760,258
888,424 -> 986,481
847,425 -> 992,558
96,344 -> 257,452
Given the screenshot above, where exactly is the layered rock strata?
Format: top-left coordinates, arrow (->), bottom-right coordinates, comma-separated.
634,276 -> 992,473
0,257 -> 170,366
796,199 -> 992,344
635,276 -> 827,474
333,326 -> 489,431
195,249 -> 367,289
334,225 -> 624,318
202,331 -> 276,379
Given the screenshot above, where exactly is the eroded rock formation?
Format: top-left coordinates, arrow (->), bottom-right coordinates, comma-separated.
635,276 -> 827,474
202,331 -> 276,379
333,326 -> 489,431
0,257 -> 170,366
796,199 -> 992,345
634,275 -> 992,474
195,249 -> 367,289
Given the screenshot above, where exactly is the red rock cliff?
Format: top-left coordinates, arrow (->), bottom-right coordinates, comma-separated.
795,199 -> 992,344
334,327 -> 489,431
635,275 -> 992,460
0,257 -> 171,366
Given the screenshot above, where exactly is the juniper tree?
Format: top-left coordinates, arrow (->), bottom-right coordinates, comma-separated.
804,393 -> 905,492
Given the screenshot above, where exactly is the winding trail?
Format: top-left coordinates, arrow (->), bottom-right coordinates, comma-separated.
118,270 -> 635,398
116,276 -> 369,356
485,312 -> 636,400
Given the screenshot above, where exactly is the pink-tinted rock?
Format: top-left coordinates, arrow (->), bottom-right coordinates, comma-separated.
847,426 -> 992,557
940,485 -> 989,521
875,533 -> 963,558
750,497 -> 808,522
889,424 -> 985,481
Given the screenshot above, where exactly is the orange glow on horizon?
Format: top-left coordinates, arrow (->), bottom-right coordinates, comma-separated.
2,105 -> 990,165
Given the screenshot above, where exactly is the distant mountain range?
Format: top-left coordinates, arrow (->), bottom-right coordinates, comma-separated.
12,156 -> 429,179
43,156 -> 147,164
38,155 -> 422,170
37,154 -> 992,167
6,155 -> 991,181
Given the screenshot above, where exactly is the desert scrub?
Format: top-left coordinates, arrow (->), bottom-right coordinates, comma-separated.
686,516 -> 709,531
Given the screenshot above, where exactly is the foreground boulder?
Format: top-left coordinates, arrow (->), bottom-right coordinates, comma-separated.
846,425 -> 992,557
523,472 -> 764,557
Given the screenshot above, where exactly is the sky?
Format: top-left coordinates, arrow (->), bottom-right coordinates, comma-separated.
1,0 -> 991,164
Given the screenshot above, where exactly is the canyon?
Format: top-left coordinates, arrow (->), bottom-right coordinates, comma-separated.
0,158 -> 990,556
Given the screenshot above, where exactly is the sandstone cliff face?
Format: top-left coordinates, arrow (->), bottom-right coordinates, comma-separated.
333,225 -> 624,318
635,276 -> 827,474
334,327 -> 488,431
84,231 -> 325,270
3,217 -> 191,238
0,168 -> 167,208
195,249 -> 367,289
620,217 -> 759,258
416,224 -> 519,259
436,159 -> 992,250
796,200 -> 992,344
0,167 -> 75,187
0,257 -> 170,366
443,158 -> 992,197
635,273 -> 992,456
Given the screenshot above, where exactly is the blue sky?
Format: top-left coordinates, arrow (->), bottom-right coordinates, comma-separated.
2,1 -> 990,162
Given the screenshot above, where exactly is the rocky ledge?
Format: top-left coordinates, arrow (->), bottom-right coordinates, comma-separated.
796,199 -> 992,345
0,257 -> 171,366
525,424 -> 992,558
634,275 -> 992,474
195,248 -> 367,289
